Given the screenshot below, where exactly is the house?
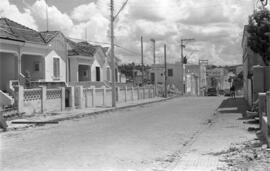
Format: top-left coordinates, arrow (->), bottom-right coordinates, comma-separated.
67,40 -> 112,83
0,17 -> 122,109
150,62 -> 183,92
0,18 -> 68,108
242,25 -> 265,105
0,17 -> 68,90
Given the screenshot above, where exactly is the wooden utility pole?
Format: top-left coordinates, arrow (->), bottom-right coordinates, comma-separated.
110,0 -> 128,107
141,36 -> 144,85
110,0 -> 116,107
150,39 -> 156,64
45,0 -> 49,31
164,44 -> 167,98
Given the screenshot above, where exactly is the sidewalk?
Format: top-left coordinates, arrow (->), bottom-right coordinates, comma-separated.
171,97 -> 259,171
5,97 -> 170,131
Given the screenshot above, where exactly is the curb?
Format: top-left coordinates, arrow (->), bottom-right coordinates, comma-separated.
49,96 -> 177,123
6,96 -> 178,131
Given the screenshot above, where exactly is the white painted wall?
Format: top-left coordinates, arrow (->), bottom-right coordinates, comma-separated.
68,57 -> 93,82
45,50 -> 66,82
91,59 -> 101,82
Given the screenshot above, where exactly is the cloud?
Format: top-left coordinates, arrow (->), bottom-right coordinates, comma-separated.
30,0 -> 74,34
1,0 -> 256,65
0,0 -> 37,29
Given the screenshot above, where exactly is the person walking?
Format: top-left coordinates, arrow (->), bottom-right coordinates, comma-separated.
230,85 -> 236,99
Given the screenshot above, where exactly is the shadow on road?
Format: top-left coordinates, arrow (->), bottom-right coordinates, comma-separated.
217,97 -> 248,116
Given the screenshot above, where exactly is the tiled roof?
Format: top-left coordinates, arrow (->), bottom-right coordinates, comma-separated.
0,17 -> 45,44
67,39 -> 96,57
40,31 -> 60,43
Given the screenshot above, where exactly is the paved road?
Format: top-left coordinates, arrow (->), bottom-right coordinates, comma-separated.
1,96 -> 225,171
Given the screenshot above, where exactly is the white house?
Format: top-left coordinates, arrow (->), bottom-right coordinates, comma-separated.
150,62 -> 183,92
67,40 -> 113,83
0,18 -> 68,108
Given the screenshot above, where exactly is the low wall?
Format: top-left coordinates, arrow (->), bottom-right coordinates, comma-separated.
259,91 -> 270,147
18,86 -> 65,115
17,84 -> 156,115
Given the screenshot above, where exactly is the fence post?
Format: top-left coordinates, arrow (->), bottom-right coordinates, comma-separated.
125,86 -> 127,102
61,87 -> 65,111
91,86 -> 96,107
143,86 -> 145,99
117,87 -> 120,102
69,86 -> 75,109
151,86 -> 153,98
78,86 -> 84,109
148,86 -> 151,98
131,87 -> 134,101
40,86 -> 46,113
102,86 -> 106,106
18,85 -> 24,113
137,87 -> 140,100
259,92 -> 266,129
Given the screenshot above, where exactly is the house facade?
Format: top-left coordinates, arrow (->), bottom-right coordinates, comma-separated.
0,17 -> 122,109
150,62 -> 183,92
242,25 -> 265,105
0,18 -> 67,92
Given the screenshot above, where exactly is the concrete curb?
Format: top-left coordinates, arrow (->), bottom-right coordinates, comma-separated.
49,96 -> 177,123
6,96 -> 178,131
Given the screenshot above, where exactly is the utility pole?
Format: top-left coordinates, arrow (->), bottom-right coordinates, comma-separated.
150,38 -> 157,94
141,36 -> 144,86
180,38 -> 195,94
164,44 -> 167,98
110,0 -> 128,107
110,0 -> 116,107
150,39 -> 156,64
45,0 -> 49,31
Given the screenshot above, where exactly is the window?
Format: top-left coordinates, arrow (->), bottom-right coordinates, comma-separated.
96,67 -> 100,81
34,62 -> 40,72
53,58 -> 60,78
168,69 -> 173,77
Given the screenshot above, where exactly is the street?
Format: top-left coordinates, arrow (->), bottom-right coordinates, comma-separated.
0,97 -> 225,171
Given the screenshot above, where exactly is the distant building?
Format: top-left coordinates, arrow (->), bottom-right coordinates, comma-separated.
185,63 -> 207,96
150,62 -> 183,92
206,67 -> 225,90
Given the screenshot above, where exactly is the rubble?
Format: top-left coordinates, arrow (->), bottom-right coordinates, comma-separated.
218,140 -> 270,170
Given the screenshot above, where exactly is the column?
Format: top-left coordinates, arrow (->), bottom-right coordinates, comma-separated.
40,86 -> 47,113
61,87 -> 65,111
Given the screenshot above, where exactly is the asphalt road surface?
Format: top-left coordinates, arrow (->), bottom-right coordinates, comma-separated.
1,96 -> 225,171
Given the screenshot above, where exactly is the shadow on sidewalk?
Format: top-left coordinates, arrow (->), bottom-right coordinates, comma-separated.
217,97 -> 248,117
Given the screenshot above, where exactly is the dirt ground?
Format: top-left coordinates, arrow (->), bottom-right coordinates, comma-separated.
218,132 -> 270,171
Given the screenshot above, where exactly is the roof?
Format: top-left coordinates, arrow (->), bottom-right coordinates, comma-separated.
40,31 -> 60,43
67,39 -> 96,57
0,17 -> 45,44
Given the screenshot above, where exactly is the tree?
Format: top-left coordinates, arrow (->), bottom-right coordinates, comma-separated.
247,8 -> 270,65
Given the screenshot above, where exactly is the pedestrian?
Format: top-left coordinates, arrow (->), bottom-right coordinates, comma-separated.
230,85 -> 235,99
0,110 -> 7,131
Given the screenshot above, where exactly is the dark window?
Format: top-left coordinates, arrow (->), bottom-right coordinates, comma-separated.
53,58 -> 60,78
168,69 -> 173,76
96,67 -> 100,81
34,62 -> 40,72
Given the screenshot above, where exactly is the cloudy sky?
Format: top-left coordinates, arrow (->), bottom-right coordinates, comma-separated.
1,0 -> 265,65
